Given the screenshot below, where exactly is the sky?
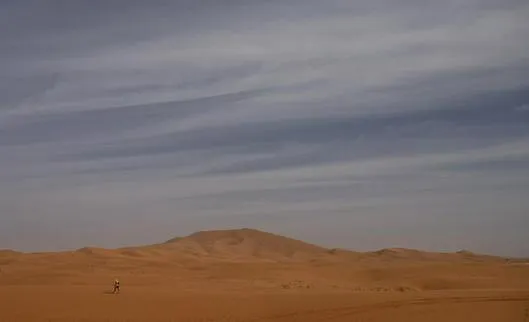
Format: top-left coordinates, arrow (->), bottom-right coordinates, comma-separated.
1,0 -> 528,256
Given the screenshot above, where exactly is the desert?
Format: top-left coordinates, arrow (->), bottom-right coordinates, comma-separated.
3,0 -> 529,321
1,228 -> 528,322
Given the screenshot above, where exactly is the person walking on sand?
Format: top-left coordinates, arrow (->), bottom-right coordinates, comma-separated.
113,279 -> 120,294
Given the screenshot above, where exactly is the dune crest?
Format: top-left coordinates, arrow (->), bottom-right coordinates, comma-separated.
1,228 -> 527,292
159,228 -> 329,261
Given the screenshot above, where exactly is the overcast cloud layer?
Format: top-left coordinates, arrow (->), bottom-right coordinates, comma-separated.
1,0 -> 528,256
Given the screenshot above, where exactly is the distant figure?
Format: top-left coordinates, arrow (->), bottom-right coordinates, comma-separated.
113,279 -> 120,294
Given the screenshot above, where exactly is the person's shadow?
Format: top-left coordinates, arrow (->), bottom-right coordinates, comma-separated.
103,290 -> 116,295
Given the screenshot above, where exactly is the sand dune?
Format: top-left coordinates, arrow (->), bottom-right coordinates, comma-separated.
156,228 -> 332,262
1,228 -> 528,321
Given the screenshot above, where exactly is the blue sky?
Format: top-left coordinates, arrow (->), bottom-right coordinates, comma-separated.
1,0 -> 528,256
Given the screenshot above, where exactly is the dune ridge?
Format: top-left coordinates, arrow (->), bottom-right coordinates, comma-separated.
1,228 -> 527,293
3,228 -> 518,260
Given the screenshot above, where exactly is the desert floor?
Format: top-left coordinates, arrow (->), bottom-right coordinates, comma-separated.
1,286 -> 528,322
1,229 -> 528,321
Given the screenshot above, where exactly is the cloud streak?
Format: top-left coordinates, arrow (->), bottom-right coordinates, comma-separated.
1,0 -> 528,256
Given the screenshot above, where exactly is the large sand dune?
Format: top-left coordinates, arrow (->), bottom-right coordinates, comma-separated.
1,228 -> 528,321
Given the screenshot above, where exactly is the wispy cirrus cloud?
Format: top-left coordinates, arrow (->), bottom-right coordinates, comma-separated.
1,0 -> 528,255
